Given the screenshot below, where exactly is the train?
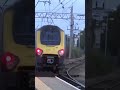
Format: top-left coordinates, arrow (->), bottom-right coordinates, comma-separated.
0,0 -> 34,89
35,25 -> 65,71
1,0 -> 35,72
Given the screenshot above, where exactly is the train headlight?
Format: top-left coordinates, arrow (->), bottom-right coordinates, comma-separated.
1,52 -> 19,71
36,48 -> 43,56
58,49 -> 64,56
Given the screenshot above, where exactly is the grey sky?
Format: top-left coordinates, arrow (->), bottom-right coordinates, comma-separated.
35,0 -> 85,35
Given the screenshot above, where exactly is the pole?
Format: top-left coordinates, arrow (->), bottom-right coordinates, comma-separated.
69,6 -> 74,59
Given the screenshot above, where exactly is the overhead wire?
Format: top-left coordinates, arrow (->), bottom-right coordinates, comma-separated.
47,0 -> 74,22
49,0 -> 51,12
68,0 -> 78,8
51,18 -> 55,25
35,25 -> 39,30
61,0 -> 78,14
61,0 -> 78,28
64,19 -> 70,25
51,0 -> 66,12
67,0 -> 83,33
35,0 -> 39,7
35,0 -> 83,29
54,0 -> 72,13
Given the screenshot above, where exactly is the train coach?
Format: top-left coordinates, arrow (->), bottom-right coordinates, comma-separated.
35,25 -> 65,71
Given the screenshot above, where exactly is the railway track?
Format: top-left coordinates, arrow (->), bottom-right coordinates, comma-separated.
58,56 -> 85,90
67,63 -> 85,86
35,56 -> 85,90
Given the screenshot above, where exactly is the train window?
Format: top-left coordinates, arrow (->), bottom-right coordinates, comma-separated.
40,27 -> 61,45
12,2 -> 35,46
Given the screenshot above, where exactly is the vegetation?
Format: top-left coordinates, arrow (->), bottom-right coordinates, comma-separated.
65,30 -> 85,58
71,47 -> 84,58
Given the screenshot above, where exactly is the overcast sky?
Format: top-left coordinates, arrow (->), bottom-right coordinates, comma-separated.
35,0 -> 85,35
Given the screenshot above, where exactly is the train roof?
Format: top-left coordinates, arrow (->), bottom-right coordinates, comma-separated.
36,25 -> 64,32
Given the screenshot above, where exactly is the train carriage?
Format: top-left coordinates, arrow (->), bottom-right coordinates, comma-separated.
1,1 -> 35,72
0,0 -> 35,89
35,25 -> 65,71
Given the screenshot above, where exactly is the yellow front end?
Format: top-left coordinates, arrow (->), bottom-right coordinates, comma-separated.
36,30 -> 65,55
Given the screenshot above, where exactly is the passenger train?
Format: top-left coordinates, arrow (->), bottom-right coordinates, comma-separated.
35,25 -> 65,71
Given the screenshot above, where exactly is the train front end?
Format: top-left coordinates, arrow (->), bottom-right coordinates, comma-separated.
35,25 -> 65,71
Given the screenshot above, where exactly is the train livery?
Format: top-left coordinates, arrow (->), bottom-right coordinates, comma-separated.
35,25 -> 65,71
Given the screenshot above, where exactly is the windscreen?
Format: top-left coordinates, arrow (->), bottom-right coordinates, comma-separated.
40,26 -> 61,45
12,1 -> 34,46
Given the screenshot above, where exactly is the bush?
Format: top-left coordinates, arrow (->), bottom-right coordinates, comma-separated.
71,47 -> 83,58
